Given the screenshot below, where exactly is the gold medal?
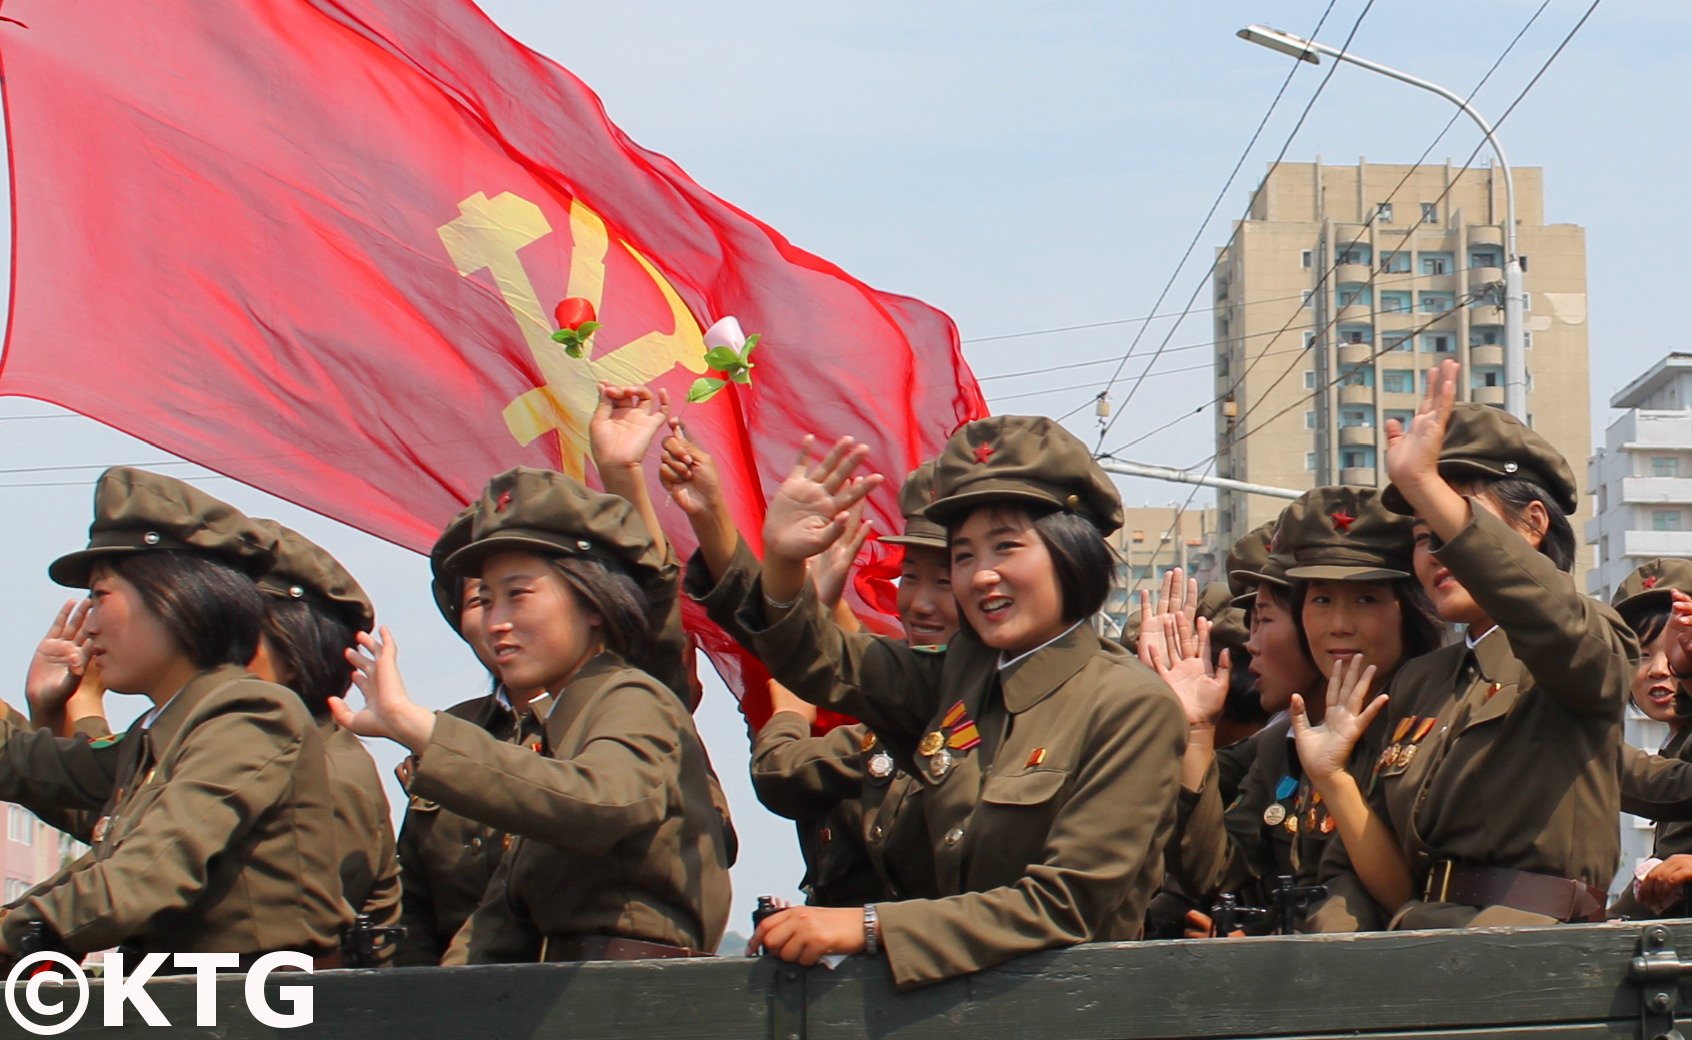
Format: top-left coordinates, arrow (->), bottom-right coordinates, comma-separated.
1400,744 -> 1420,768
929,749 -> 953,779
1263,803 -> 1287,827
859,731 -> 878,753
917,731 -> 945,757
1286,814 -> 1299,834
868,752 -> 894,779
1320,815 -> 1336,835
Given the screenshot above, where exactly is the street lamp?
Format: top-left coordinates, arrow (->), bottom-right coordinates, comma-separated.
1237,24 -> 1527,420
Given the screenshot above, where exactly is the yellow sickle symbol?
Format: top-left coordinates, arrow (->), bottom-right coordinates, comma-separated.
438,191 -> 708,478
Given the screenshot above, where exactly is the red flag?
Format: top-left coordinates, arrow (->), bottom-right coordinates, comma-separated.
0,0 -> 985,712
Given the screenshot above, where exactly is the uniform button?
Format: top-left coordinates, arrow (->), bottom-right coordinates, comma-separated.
469,836 -> 483,852
945,827 -> 965,846
871,825 -> 884,841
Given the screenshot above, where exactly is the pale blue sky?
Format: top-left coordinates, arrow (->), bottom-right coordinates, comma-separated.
0,0 -> 1678,929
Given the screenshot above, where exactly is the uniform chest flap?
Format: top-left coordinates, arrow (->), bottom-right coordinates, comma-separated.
1459,680 -> 1521,732
980,767 -> 1070,808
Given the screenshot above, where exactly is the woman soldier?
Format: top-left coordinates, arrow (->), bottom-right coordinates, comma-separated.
249,520 -> 402,961
1610,559 -> 1692,917
1157,486 -> 1439,934
10,467 -> 348,961
332,467 -> 732,962
703,415 -> 1188,989
1299,360 -> 1635,929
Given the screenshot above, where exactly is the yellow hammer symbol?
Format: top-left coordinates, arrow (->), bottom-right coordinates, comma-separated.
437,190 -> 707,478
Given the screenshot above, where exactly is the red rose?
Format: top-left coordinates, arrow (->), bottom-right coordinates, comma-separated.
553,297 -> 597,331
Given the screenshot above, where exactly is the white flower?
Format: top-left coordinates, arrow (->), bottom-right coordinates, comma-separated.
703,316 -> 746,351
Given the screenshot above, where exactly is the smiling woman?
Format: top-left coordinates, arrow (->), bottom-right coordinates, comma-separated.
692,415 -> 1187,989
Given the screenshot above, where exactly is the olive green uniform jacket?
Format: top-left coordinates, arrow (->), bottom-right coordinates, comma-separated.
1612,727 -> 1692,918
321,721 -> 401,955
750,714 -> 934,906
411,653 -> 732,963
1315,506 -> 1636,930
393,690 -> 523,966
721,571 -> 1186,990
0,666 -> 350,956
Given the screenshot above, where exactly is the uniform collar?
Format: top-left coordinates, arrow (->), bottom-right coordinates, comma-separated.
997,620 -> 1084,671
144,664 -> 254,751
1470,623 -> 1519,685
998,622 -> 1099,714
540,652 -> 627,747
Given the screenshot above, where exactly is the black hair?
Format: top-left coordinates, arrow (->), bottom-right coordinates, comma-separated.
262,596 -> 358,717
105,551 -> 266,669
1450,476 -> 1576,572
1622,605 -> 1672,650
550,555 -> 652,662
1290,574 -> 1445,668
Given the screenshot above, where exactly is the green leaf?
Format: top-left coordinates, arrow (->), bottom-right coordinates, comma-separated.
730,368 -> 752,385
551,329 -> 572,343
741,333 -> 761,358
564,342 -> 585,359
704,346 -> 741,370
687,376 -> 727,403
576,321 -> 602,337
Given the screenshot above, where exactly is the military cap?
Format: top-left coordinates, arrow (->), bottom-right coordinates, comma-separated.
1381,402 -> 1578,515
1612,558 -> 1692,622
1226,520 -> 1293,602
1277,485 -> 1414,582
429,507 -> 475,631
444,467 -> 664,585
878,460 -> 947,551
254,520 -> 376,633
49,467 -> 277,588
925,415 -> 1123,536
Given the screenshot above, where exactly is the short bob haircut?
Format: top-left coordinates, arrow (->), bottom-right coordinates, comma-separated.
1451,476 -> 1577,572
262,596 -> 358,717
549,554 -> 653,663
98,551 -> 267,670
948,503 -> 1113,624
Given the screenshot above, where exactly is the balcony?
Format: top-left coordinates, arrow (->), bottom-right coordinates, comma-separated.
1375,309 -> 1418,331
1338,342 -> 1374,367
1469,265 -> 1504,290
1470,345 -> 1505,367
1340,467 -> 1378,486
1336,263 -> 1372,284
1623,530 -> 1692,558
1620,476 -> 1692,505
1473,385 -> 1506,406
1616,411 -> 1692,450
1339,425 -> 1376,448
1468,225 -> 1505,249
1337,301 -> 1372,324
1417,273 -> 1456,294
1339,384 -> 1375,406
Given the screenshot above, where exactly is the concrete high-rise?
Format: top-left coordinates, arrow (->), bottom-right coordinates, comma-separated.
1211,159 -> 1592,577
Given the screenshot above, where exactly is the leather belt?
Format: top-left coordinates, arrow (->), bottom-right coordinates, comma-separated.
540,935 -> 704,962
1423,861 -> 1606,923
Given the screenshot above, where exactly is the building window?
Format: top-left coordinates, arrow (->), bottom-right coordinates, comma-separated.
1419,293 -> 1454,314
1382,370 -> 1414,394
1471,328 -> 1500,346
1598,483 -> 1607,512
1380,251 -> 1411,274
1337,287 -> 1371,309
1376,202 -> 1393,223
1305,410 -> 1318,429
1384,333 -> 1411,353
1336,246 -> 1372,266
1343,329 -> 1367,344
8,808 -> 31,846
1652,456 -> 1680,478
1339,408 -> 1372,428
1523,331 -> 1533,349
1470,249 -> 1501,269
3,880 -> 25,903
1302,290 -> 1313,308
1305,453 -> 1317,472
1385,409 -> 1414,428
1379,291 -> 1411,313
1341,449 -> 1371,469
1338,366 -> 1373,388
1301,249 -> 1313,269
1522,293 -> 1532,311
1303,370 -> 1316,390
1421,202 -> 1438,224
1303,332 -> 1316,350
1653,510 -> 1683,532
1419,253 -> 1453,276
1421,334 -> 1453,354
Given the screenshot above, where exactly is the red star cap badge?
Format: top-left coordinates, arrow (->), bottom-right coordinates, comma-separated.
1330,510 -> 1357,533
1643,575 -> 1660,590
496,489 -> 513,513
973,442 -> 995,465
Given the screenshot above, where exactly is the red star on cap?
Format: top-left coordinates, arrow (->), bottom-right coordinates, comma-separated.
1644,575 -> 1660,589
496,490 -> 513,512
1330,510 -> 1357,533
974,442 -> 995,465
